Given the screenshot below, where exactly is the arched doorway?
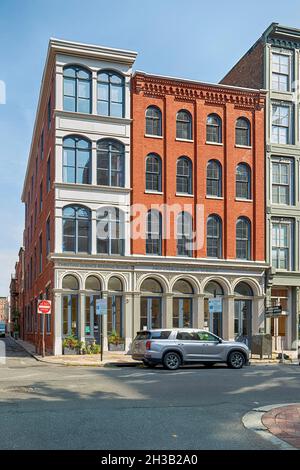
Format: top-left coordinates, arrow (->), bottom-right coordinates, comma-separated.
204,281 -> 224,337
234,282 -> 253,346
173,279 -> 194,328
107,277 -> 123,339
62,275 -> 79,337
140,278 -> 163,330
85,276 -> 101,341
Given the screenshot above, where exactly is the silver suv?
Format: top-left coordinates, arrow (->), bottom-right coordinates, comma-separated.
131,329 -> 250,370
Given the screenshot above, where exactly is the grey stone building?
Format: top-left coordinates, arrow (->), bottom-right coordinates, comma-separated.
221,23 -> 300,355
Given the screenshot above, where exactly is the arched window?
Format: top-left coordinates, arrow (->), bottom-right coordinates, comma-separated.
62,205 -> 91,253
206,114 -> 222,143
97,139 -> 124,187
140,278 -> 163,330
63,136 -> 91,184
236,118 -> 251,146
234,282 -> 253,297
62,275 -> 79,290
207,160 -> 222,197
85,276 -> 101,291
145,154 -> 162,192
176,157 -> 192,194
107,277 -> 124,338
207,215 -> 222,258
173,279 -> 194,328
62,275 -> 79,337
176,110 -> 192,140
97,70 -> 124,117
145,106 -> 162,136
63,65 -> 91,113
85,275 -> 101,339
108,276 -> 123,292
96,207 -> 124,255
204,281 -> 224,297
146,210 -> 162,256
177,212 -> 193,257
236,163 -> 251,199
236,217 -> 251,260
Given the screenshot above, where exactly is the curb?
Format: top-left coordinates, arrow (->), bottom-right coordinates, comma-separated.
9,336 -> 138,367
242,404 -> 299,450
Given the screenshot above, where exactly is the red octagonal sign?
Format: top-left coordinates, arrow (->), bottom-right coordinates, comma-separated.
38,300 -> 52,315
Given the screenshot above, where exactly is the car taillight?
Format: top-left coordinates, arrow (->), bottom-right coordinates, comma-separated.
146,340 -> 151,350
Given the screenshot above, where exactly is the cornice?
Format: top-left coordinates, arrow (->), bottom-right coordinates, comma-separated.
133,73 -> 266,110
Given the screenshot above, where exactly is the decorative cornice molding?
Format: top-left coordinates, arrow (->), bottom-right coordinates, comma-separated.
268,36 -> 300,50
134,73 -> 266,110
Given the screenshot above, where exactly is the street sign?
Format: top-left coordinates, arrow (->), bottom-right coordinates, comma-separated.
265,305 -> 283,316
96,299 -> 107,316
208,298 -> 222,313
37,300 -> 51,315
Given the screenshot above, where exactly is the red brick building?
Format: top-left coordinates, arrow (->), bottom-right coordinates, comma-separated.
15,39 -> 267,355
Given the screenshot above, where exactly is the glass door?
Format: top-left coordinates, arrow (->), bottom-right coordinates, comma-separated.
173,298 -> 192,328
62,294 -> 78,337
234,299 -> 252,346
140,297 -> 162,330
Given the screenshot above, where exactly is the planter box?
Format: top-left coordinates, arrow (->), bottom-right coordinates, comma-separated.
63,347 -> 79,355
108,343 -> 125,352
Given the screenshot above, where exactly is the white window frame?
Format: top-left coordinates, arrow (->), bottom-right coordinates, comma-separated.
271,102 -> 292,145
271,157 -> 294,206
271,50 -> 292,93
271,218 -> 293,271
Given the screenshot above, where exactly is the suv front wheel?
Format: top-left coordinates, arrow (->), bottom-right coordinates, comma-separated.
163,352 -> 181,370
227,351 -> 245,369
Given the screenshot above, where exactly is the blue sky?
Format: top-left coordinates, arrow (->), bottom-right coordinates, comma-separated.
0,0 -> 300,296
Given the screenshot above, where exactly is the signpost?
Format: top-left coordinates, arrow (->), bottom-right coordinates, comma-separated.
37,300 -> 51,358
265,305 -> 282,316
96,298 -> 107,362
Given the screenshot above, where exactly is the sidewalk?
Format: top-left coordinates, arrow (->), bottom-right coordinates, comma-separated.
10,336 -> 297,367
262,404 -> 300,449
11,337 -> 138,367
243,403 -> 300,450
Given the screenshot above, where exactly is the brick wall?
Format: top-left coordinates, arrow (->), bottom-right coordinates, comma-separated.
220,40 -> 264,89
131,73 -> 266,261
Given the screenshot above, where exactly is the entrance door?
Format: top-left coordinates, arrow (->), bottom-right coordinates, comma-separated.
234,300 -> 252,346
62,294 -> 78,337
173,298 -> 192,328
107,295 -> 123,337
140,297 -> 162,330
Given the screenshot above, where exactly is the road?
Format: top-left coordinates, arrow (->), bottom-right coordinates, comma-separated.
0,336 -> 299,450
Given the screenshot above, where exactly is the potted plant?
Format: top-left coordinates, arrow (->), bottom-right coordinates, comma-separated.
108,330 -> 125,352
62,335 -> 81,355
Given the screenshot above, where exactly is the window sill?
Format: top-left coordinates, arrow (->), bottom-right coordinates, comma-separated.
206,195 -> 224,200
176,138 -> 194,143
235,198 -> 253,203
235,145 -> 252,149
176,192 -> 194,198
144,134 -> 163,139
206,141 -> 223,146
145,190 -> 164,195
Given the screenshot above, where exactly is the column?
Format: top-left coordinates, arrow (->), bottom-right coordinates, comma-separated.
223,295 -> 235,341
91,142 -> 97,186
102,291 -> 108,351
132,293 -> 141,337
164,293 -> 173,328
194,294 -> 205,328
79,293 -> 86,343
124,293 -> 133,351
53,291 -> 62,355
252,295 -> 265,336
91,210 -> 97,255
92,72 -> 97,115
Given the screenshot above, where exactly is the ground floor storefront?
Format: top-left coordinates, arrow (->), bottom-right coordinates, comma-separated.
40,256 -> 267,355
265,281 -> 300,355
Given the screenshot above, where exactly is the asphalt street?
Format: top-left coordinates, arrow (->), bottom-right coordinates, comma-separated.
0,336 -> 299,450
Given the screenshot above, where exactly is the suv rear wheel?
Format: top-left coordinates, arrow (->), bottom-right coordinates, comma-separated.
227,351 -> 245,369
163,352 -> 181,370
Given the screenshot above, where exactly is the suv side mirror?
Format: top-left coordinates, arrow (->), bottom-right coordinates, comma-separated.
218,338 -> 222,344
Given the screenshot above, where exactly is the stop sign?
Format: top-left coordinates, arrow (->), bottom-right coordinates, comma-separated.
38,300 -> 51,314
